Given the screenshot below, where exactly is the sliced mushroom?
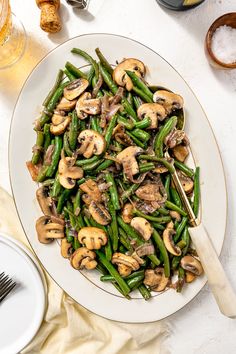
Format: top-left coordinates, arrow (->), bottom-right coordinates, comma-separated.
36,215 -> 65,244
116,146 -> 143,181
76,92 -> 101,119
112,124 -> 133,146
117,264 -> 133,277
77,130 -> 106,158
177,170 -> 194,194
135,183 -> 162,202
130,217 -> 153,241
172,144 -> 189,162
59,156 -> 84,189
185,271 -> 196,283
63,78 -> 89,100
57,97 -> 77,111
163,225 -> 181,256
153,90 -> 184,114
164,129 -> 186,149
144,268 -> 169,292
78,227 -> 107,250
112,252 -> 140,276
79,179 -> 102,202
153,164 -> 168,174
61,238 -> 73,258
135,243 -> 155,256
113,58 -> 146,91
169,211 -> 181,222
180,255 -> 203,276
137,103 -> 167,129
131,251 -> 145,265
89,201 -> 111,225
50,113 -> 71,135
122,203 -> 134,224
70,247 -> 97,270
36,186 -> 56,216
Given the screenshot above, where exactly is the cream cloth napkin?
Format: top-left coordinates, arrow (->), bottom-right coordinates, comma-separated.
0,187 -> 170,354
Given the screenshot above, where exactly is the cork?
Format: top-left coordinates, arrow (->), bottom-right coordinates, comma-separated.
36,0 -> 61,33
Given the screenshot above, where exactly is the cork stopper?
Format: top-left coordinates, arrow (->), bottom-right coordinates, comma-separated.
36,0 -> 61,33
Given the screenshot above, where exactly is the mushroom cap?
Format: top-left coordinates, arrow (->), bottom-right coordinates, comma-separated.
137,103 -> 167,129
61,238 -> 73,258
153,90 -> 184,114
121,203 -> 134,224
36,215 -> 65,244
117,264 -> 132,277
70,247 -> 97,270
77,130 -> 106,159
112,252 -> 140,271
163,227 -> 181,256
56,97 -> 77,111
144,267 -> 169,292
36,0 -> 60,10
88,201 -> 111,226
58,156 -> 84,189
76,92 -> 101,119
78,227 -> 107,250
36,186 -> 56,216
116,146 -> 143,180
177,170 -> 194,194
63,78 -> 89,101
135,183 -> 162,202
130,217 -> 153,241
169,211 -> 181,222
180,255 -> 203,276
113,58 -> 146,91
172,144 -> 189,163
50,115 -> 71,135
185,271 -> 196,283
79,179 -> 102,203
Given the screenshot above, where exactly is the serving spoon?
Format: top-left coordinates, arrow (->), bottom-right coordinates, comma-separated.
167,110 -> 236,318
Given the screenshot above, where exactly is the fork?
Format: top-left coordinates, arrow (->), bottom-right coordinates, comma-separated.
0,272 -> 17,304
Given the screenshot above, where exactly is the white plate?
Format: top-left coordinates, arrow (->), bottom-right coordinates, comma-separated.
9,34 -> 227,323
0,233 -> 46,354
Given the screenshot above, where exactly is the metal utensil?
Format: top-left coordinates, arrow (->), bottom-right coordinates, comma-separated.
168,114 -> 236,318
65,0 -> 88,9
0,272 -> 17,304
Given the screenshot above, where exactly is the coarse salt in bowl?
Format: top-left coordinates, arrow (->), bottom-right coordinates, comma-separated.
205,12 -> 236,69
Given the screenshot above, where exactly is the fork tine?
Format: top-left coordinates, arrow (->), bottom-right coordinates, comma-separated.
0,282 -> 16,303
0,279 -> 13,296
0,274 -> 9,285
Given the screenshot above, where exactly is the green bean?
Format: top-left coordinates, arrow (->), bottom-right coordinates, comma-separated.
82,159 -> 104,171
105,239 -> 112,262
94,159 -> 114,173
83,216 -> 91,227
66,234 -> 74,243
76,155 -> 100,166
125,270 -> 145,280
133,96 -> 142,110
165,200 -> 187,216
127,92 -> 134,108
152,222 -> 165,231
134,117 -> 151,129
87,66 -> 95,86
132,85 -> 153,103
172,256 -> 181,270
69,111 -> 79,150
73,237 -> 80,250
176,267 -> 185,293
117,115 -> 134,130
165,175 -> 171,200
134,209 -> 171,224
36,165 -> 48,182
72,48 -> 99,80
138,155 -> 175,173
158,208 -> 169,216
43,124 -> 51,151
97,263 -> 108,275
174,160 -> 194,178
77,178 -> 86,186
90,116 -> 99,131
154,116 -> 177,157
65,61 -> 87,79
95,47 -> 113,74
43,69 -> 64,107
119,228 -> 133,251
127,274 -> 144,289
132,128 -> 150,142
100,275 -> 115,282
105,173 -> 120,210
108,200 -> 119,251
193,167 -> 200,217
57,189 -> 72,214
42,178 -> 54,187
174,216 -> 188,242
138,284 -> 151,300
125,70 -> 153,100
177,240 -> 186,249
139,162 -> 155,173
51,173 -> 63,198
96,251 -> 130,296
32,131 -> 44,165
64,68 -> 76,81
121,183 -> 140,202
126,131 -> 146,148
46,136 -> 63,177
182,226 -> 190,256
152,229 -> 170,277
170,187 -> 182,207
77,213 -> 85,229
63,132 -> 73,157
80,120 -> 86,131
73,189 -> 81,215
104,114 -> 117,147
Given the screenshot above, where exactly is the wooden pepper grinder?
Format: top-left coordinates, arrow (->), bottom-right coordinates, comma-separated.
36,0 -> 61,33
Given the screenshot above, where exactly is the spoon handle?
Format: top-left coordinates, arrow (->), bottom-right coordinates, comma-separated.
189,223 -> 236,318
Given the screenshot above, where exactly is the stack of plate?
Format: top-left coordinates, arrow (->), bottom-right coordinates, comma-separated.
0,233 -> 46,354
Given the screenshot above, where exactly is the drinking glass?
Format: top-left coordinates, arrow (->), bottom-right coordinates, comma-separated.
0,0 -> 27,69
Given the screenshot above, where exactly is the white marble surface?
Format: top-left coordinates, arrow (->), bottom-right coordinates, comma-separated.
1,0 -> 236,353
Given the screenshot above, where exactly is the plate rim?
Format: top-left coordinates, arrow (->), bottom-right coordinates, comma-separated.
8,33 -> 228,323
0,232 -> 46,353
